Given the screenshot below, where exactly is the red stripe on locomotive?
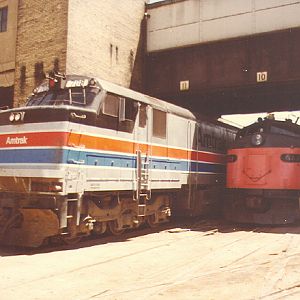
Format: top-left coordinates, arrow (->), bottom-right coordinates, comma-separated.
0,131 -> 225,164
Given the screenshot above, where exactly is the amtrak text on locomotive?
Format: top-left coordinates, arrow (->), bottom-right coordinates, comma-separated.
6,136 -> 28,145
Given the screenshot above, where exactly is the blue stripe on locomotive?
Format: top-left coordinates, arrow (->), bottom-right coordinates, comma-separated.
0,148 -> 225,173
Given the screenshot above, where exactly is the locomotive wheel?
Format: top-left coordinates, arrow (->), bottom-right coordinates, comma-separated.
146,214 -> 158,228
92,222 -> 107,235
108,220 -> 125,236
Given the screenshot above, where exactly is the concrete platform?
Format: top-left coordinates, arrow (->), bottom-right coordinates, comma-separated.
1,219 -> 300,299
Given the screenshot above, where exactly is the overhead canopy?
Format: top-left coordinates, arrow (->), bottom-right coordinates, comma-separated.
146,28 -> 300,117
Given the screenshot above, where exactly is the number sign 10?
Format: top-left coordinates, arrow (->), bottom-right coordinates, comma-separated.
257,72 -> 268,82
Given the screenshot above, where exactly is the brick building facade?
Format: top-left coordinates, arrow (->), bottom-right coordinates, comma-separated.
14,0 -> 69,106
0,0 -> 146,107
0,0 -> 18,107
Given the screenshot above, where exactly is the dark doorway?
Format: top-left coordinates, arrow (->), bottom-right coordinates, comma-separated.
0,86 -> 14,108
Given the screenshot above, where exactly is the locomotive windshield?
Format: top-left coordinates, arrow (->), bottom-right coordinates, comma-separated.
26,76 -> 101,108
26,87 -> 99,107
238,119 -> 300,139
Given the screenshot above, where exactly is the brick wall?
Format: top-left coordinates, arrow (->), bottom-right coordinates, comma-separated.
14,0 -> 68,106
13,0 -> 146,107
67,0 -> 146,91
0,0 -> 18,86
0,0 -> 18,107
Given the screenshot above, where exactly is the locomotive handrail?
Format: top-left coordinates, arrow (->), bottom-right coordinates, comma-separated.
70,112 -> 87,119
67,159 -> 85,165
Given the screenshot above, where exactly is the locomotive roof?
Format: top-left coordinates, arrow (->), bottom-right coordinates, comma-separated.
240,118 -> 300,134
96,77 -> 198,121
29,74 -> 231,127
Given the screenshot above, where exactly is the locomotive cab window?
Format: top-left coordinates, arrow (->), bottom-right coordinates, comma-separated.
153,109 -> 166,139
102,94 -> 119,117
100,93 -> 138,133
26,85 -> 99,107
102,94 -> 138,122
119,97 -> 138,122
139,103 -> 147,128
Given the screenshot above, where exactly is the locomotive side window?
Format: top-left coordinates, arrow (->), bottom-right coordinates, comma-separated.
153,109 -> 166,139
102,94 -> 119,117
99,93 -> 138,133
121,98 -> 138,122
139,104 -> 147,128
102,94 -> 138,122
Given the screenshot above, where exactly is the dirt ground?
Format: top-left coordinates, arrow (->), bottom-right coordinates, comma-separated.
1,218 -> 300,300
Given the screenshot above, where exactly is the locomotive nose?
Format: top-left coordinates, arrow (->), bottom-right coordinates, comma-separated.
243,153 -> 271,184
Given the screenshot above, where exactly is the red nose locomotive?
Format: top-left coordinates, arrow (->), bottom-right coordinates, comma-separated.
225,116 -> 300,224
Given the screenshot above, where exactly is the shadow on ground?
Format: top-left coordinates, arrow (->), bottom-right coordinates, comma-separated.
1,216 -> 299,257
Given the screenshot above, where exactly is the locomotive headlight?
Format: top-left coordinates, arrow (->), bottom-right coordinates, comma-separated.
227,154 -> 237,163
14,113 -> 21,122
8,112 -> 25,123
9,113 -> 15,122
251,133 -> 264,146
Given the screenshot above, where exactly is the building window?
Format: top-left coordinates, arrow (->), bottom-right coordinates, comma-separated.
0,6 -> 8,33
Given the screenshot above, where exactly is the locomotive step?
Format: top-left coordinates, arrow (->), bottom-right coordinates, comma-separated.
137,204 -> 147,216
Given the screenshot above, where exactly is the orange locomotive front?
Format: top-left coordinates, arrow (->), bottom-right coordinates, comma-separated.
225,117 -> 300,224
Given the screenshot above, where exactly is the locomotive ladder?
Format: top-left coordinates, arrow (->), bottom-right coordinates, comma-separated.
60,195 -> 82,237
135,150 -> 151,216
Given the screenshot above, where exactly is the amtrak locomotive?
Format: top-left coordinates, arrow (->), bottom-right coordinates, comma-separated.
225,116 -> 300,224
0,74 -> 235,247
